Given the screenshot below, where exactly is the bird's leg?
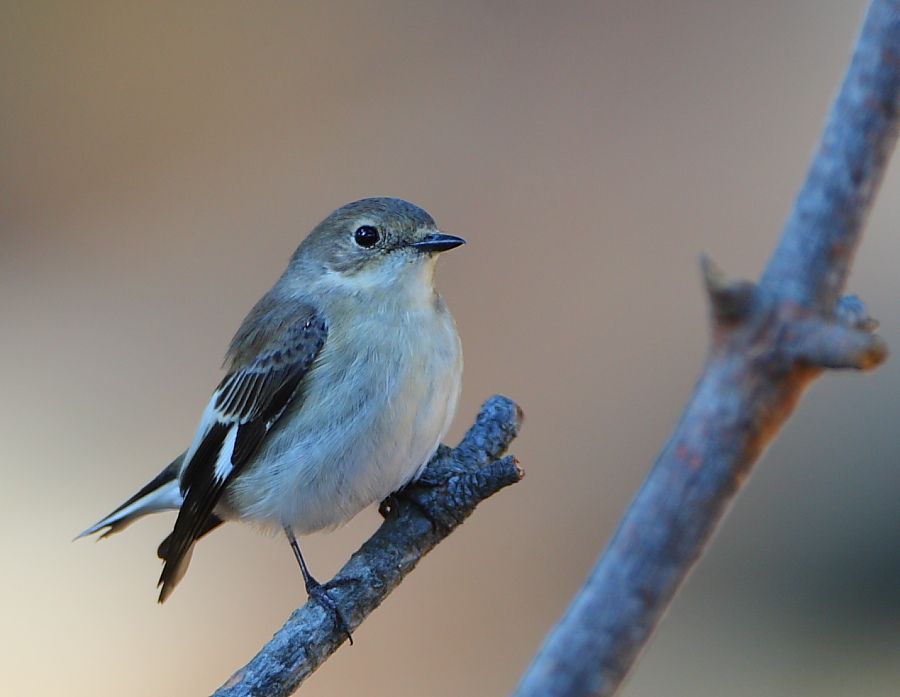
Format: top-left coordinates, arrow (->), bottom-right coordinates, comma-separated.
283,525 -> 353,644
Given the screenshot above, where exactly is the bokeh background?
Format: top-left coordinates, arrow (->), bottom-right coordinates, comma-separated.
3,1 -> 898,695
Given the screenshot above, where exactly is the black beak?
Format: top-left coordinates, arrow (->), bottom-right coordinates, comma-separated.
411,232 -> 466,253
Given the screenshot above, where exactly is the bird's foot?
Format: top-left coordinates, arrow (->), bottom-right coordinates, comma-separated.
378,478 -> 449,534
305,576 -> 354,645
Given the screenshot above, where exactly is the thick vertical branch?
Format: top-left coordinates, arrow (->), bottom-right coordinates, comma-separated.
761,1 -> 900,309
513,3 -> 899,697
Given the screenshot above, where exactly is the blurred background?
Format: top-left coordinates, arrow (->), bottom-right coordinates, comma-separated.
2,1 -> 898,695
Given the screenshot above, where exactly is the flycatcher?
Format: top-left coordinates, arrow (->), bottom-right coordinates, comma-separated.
79,198 -> 464,630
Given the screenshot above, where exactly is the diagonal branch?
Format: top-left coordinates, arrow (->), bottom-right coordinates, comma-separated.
513,2 -> 900,697
212,396 -> 523,697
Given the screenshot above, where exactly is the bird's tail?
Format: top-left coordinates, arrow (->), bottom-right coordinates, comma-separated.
155,513 -> 224,602
75,455 -> 185,540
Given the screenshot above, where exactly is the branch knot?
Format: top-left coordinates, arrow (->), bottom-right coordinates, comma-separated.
701,255 -> 756,324
701,257 -> 887,372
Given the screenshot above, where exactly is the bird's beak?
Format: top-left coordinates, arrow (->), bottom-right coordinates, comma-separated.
411,232 -> 466,253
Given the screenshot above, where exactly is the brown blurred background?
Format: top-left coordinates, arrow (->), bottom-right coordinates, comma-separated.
2,1 -> 899,695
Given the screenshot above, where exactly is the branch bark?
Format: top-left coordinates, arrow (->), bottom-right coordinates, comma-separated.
513,2 -> 900,696
212,396 -> 523,697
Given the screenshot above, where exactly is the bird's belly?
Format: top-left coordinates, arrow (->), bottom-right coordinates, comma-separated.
224,313 -> 462,534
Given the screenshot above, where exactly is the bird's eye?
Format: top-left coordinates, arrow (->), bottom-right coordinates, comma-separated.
353,225 -> 380,248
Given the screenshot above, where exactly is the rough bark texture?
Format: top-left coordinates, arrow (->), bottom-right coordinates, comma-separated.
212,396 -> 523,697
512,3 -> 899,696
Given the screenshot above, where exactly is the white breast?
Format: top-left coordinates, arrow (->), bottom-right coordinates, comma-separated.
225,293 -> 462,534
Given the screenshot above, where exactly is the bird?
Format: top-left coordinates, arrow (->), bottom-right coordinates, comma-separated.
78,197 -> 464,633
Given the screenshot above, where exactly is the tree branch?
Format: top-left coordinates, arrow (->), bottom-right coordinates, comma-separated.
212,396 -> 523,697
513,3 -> 900,696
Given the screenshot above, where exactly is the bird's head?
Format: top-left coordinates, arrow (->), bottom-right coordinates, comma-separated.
288,198 -> 465,298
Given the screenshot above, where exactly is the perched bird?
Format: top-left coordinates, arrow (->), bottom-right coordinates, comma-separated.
78,198 -> 464,630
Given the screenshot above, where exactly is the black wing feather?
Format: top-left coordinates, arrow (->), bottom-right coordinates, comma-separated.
157,312 -> 327,601
157,515 -> 224,562
103,457 -> 181,522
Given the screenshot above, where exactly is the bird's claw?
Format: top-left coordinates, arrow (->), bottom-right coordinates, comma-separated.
378,481 -> 450,534
305,576 -> 354,645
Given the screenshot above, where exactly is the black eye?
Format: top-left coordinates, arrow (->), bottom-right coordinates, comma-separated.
353,225 -> 380,248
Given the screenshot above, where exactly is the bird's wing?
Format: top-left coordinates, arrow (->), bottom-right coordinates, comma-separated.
158,306 -> 328,601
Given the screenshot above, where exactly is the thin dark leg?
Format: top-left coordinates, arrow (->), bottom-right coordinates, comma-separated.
284,525 -> 318,588
283,525 -> 353,644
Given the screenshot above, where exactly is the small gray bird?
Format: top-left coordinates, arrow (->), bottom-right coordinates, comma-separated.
79,198 -> 464,626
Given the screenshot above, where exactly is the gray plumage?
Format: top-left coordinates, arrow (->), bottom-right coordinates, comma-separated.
78,198 -> 464,604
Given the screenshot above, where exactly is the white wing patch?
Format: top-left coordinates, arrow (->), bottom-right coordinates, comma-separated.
180,396 -> 221,478
179,387 -> 241,480
214,425 -> 238,483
